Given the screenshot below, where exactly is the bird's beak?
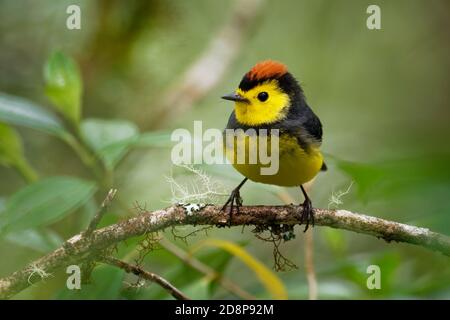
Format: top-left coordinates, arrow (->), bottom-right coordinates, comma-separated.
221,93 -> 248,103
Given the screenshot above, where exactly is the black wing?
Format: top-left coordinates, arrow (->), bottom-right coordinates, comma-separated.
301,102 -> 323,144
301,103 -> 327,171
283,102 -> 327,170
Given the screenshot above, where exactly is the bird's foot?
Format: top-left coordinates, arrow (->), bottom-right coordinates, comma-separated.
299,198 -> 315,232
221,188 -> 243,226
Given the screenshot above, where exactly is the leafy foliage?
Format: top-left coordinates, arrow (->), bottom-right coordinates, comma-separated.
44,51 -> 82,126
0,93 -> 69,138
5,229 -> 63,253
81,118 -> 139,170
0,123 -> 24,166
0,177 -> 96,235
0,123 -> 37,182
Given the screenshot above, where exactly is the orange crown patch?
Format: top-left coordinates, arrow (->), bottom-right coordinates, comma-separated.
246,60 -> 288,81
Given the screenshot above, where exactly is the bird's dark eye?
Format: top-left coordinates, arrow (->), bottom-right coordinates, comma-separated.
257,92 -> 269,102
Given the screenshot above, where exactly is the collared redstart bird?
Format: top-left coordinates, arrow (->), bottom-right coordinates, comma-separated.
221,60 -> 326,231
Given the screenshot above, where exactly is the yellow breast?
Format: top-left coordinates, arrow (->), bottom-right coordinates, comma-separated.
224,132 -> 323,187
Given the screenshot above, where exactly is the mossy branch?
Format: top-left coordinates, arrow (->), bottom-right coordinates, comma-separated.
0,204 -> 449,299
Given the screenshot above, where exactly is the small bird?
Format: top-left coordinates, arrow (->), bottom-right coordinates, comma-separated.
221,60 -> 326,231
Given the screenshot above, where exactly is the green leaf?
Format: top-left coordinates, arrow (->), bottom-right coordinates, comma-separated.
0,176 -> 97,234
5,228 -> 63,253
0,122 -> 23,165
134,131 -> 173,148
81,118 -> 139,170
181,276 -> 210,299
44,51 -> 82,125
0,123 -> 38,182
0,92 -> 68,138
205,250 -> 233,296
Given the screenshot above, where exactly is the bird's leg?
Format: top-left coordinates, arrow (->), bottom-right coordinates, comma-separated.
299,185 -> 315,232
221,178 -> 248,226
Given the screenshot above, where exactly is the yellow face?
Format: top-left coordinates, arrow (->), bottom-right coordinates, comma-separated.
234,80 -> 290,126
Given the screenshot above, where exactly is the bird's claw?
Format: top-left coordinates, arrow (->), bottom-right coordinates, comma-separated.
299,199 -> 315,232
221,189 -> 243,226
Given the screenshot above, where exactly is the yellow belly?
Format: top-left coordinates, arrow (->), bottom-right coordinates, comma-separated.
224,133 -> 323,187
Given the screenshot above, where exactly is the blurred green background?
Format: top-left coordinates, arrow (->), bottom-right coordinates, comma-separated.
0,0 -> 449,299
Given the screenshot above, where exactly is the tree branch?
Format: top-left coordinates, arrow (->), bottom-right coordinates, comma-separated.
100,256 -> 189,300
84,188 -> 117,237
0,204 -> 449,299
